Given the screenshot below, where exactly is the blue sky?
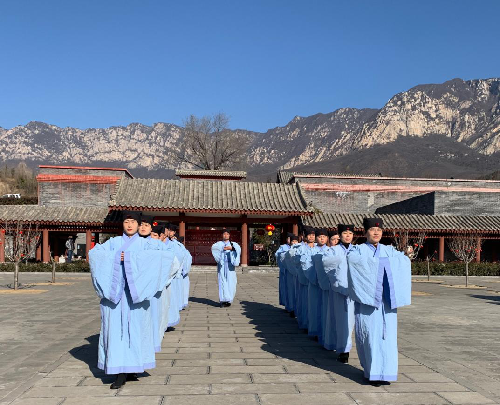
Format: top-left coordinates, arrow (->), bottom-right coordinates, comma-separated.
0,0 -> 499,132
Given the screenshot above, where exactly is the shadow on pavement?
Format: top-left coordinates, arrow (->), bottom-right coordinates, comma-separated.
240,300 -> 368,384
189,296 -> 220,307
469,294 -> 500,305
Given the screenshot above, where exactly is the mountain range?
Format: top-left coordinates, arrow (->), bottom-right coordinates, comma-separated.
1,77 -> 499,181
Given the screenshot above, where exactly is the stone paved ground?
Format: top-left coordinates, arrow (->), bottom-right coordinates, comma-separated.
0,271 -> 500,404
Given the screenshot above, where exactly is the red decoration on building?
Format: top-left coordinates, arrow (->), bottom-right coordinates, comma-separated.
265,224 -> 275,232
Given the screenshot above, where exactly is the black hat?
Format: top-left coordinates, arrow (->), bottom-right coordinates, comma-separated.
337,224 -> 355,234
170,224 -> 178,232
222,228 -> 230,234
363,217 -> 384,232
164,222 -> 172,231
304,226 -> 315,236
121,210 -> 141,223
287,232 -> 295,239
141,215 -> 155,226
289,234 -> 299,242
152,224 -> 164,234
315,228 -> 328,237
178,236 -> 185,243
328,230 -> 338,238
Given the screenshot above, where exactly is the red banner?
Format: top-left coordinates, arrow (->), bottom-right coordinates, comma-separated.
186,230 -> 241,265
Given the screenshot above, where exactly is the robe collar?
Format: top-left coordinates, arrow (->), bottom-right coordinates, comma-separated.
365,242 -> 381,258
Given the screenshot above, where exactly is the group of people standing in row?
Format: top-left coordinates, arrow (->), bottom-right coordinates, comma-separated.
89,211 -> 192,389
276,218 -> 412,386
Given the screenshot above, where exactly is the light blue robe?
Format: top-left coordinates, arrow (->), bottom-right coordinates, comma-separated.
347,242 -> 411,382
212,241 -> 241,303
287,243 -> 308,329
284,246 -> 298,313
90,233 -> 176,374
182,249 -> 192,309
311,245 -> 332,348
275,244 -> 290,307
166,239 -> 187,327
322,244 -> 355,354
301,244 -> 324,337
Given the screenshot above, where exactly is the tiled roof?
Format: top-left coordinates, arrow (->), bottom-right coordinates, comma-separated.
0,206 -> 117,225
277,170 -> 381,184
303,212 -> 500,234
175,169 -> 247,178
110,178 -> 312,215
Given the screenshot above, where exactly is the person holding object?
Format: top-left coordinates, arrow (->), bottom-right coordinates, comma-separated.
347,218 -> 411,386
89,211 -> 176,389
65,236 -> 75,262
211,229 -> 241,307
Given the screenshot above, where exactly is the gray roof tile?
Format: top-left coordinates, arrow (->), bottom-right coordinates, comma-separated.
0,206 -> 114,225
175,169 -> 247,178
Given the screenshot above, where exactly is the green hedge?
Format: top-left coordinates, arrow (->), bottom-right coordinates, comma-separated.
0,261 -> 90,272
412,261 -> 500,276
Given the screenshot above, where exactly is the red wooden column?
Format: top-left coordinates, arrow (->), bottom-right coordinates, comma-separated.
438,236 -> 445,263
241,221 -> 248,267
36,243 -> 41,261
0,231 -> 5,263
292,223 -> 299,235
475,237 -> 481,263
42,229 -> 50,263
179,219 -> 186,239
86,230 -> 92,262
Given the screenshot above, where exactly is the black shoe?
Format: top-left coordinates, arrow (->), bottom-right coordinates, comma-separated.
313,336 -> 319,342
166,327 -> 175,332
110,373 -> 127,389
220,302 -> 225,308
126,373 -> 139,381
289,311 -> 295,318
226,302 -> 231,307
369,380 -> 390,387
337,352 -> 349,364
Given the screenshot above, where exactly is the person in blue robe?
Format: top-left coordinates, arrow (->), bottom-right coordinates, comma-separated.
329,231 -> 340,247
322,224 -> 356,362
308,229 -> 329,345
283,234 -> 300,317
178,236 -> 192,309
89,211 -> 177,389
347,218 -> 411,386
293,227 -> 315,331
275,233 -> 293,308
211,229 -> 241,307
301,228 -> 327,338
165,229 -> 185,329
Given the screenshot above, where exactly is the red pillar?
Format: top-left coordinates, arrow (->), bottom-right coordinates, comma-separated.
241,221 -> 248,267
86,230 -> 92,262
0,230 -> 5,263
36,243 -> 41,261
42,229 -> 50,263
476,237 -> 481,263
292,223 -> 299,235
179,220 -> 186,239
438,236 -> 445,263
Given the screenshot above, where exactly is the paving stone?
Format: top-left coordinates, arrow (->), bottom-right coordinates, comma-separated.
403,371 -> 457,383
210,365 -> 285,374
118,384 -> 210,395
252,373 -> 333,383
163,394 -> 258,405
63,397 -> 163,405
385,382 -> 470,392
259,392 -> 356,405
168,373 -> 252,384
21,386 -> 115,398
211,383 -> 297,394
437,391 -> 496,404
296,382 -> 387,393
349,392 -> 450,404
10,399 -> 64,405
32,376 -> 85,387
173,359 -> 246,366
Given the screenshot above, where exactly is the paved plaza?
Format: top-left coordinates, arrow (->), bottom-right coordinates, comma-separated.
0,271 -> 500,404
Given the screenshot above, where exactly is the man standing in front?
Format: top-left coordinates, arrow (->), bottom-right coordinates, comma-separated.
66,236 -> 75,262
211,229 -> 241,307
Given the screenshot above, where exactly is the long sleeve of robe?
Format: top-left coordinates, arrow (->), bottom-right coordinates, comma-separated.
275,244 -> 290,307
182,250 -> 192,309
321,245 -> 355,353
300,246 -> 322,337
310,246 -> 330,347
291,244 -> 311,330
212,241 -> 241,303
283,248 -> 298,313
347,243 -> 412,382
89,234 -> 176,374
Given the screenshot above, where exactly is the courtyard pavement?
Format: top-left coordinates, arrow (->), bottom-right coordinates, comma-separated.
0,271 -> 499,404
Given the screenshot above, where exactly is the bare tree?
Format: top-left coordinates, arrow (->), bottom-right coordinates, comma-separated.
1,221 -> 41,289
392,230 -> 426,259
176,112 -> 250,170
447,234 -> 482,287
424,249 -> 438,281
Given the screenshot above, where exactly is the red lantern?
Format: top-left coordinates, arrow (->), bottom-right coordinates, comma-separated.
153,221 -> 158,226
265,224 -> 275,232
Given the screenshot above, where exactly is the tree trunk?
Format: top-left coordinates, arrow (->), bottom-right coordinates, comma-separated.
14,261 -> 19,290
465,262 -> 469,287
427,260 -> 431,281
52,261 -> 56,283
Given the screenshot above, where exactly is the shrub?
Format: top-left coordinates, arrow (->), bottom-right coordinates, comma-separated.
412,261 -> 500,276
0,261 -> 90,272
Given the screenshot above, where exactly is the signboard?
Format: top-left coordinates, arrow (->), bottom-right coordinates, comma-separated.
185,230 -> 242,265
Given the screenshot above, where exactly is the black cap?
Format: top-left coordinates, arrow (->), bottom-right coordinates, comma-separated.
315,228 -> 328,237
304,226 -> 315,236
328,230 -> 339,238
164,222 -> 172,231
170,224 -> 178,232
287,232 -> 295,239
152,224 -> 164,234
121,210 -> 141,223
337,224 -> 355,234
363,218 -> 384,232
141,215 -> 155,226
222,228 -> 230,234
290,234 -> 299,242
